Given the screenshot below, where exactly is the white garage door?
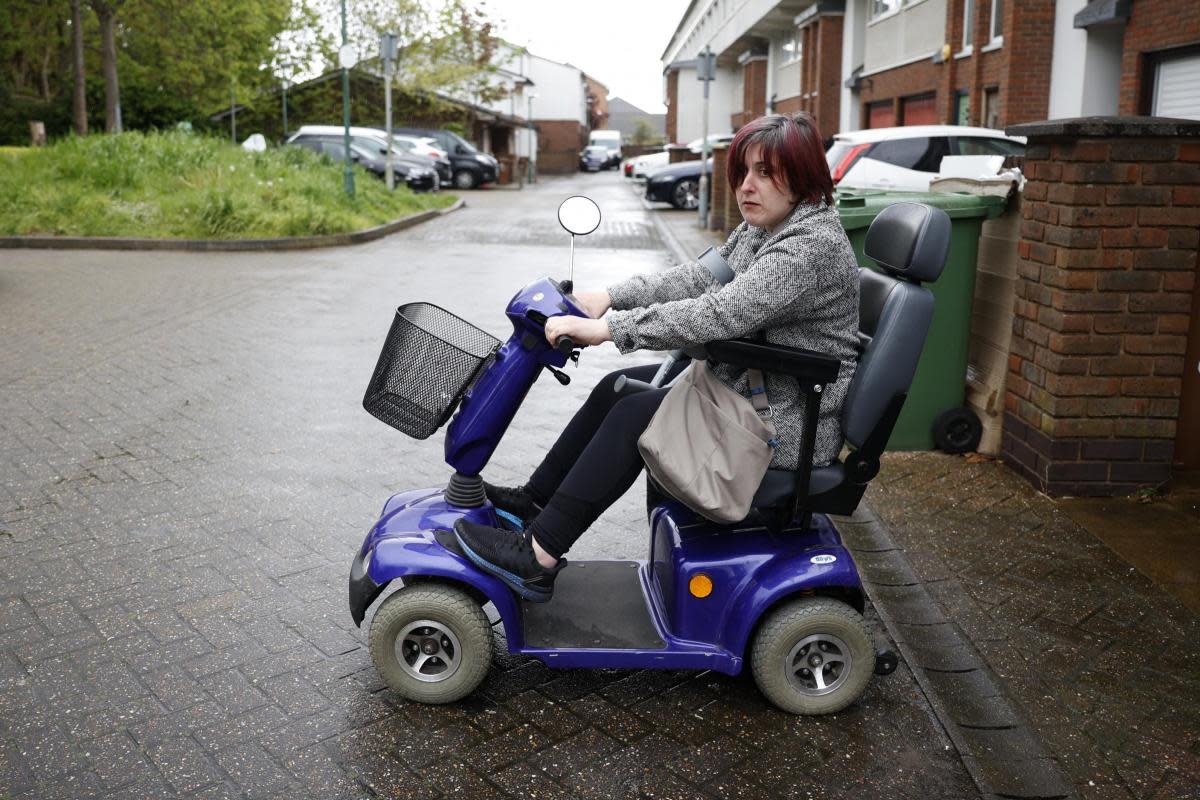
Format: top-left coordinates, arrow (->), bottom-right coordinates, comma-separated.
1153,50 -> 1200,120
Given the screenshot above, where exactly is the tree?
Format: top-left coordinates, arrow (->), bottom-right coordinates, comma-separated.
113,0 -> 291,126
0,1 -> 71,102
631,119 -> 659,146
88,0 -> 124,132
304,0 -> 503,105
70,0 -> 87,134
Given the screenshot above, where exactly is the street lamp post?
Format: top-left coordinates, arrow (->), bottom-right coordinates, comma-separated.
339,0 -> 357,199
280,64 -> 293,139
526,92 -> 538,185
381,32 -> 399,191
697,45 -> 715,230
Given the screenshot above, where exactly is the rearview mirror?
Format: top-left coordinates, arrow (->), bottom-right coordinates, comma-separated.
557,195 -> 601,236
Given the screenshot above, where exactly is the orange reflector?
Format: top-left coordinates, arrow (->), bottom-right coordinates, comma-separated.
689,574 -> 713,598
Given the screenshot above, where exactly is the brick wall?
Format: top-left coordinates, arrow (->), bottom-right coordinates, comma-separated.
665,70 -> 679,143
535,120 -> 585,175
859,59 -> 942,126
775,95 -> 804,115
1001,117 -> 1200,496
585,76 -> 609,130
860,0 -> 1052,130
1119,0 -> 1200,114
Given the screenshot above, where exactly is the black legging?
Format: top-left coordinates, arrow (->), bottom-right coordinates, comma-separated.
524,361 -> 689,559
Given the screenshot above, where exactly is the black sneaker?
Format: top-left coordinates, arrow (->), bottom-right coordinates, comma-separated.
483,482 -> 542,527
454,519 -> 564,603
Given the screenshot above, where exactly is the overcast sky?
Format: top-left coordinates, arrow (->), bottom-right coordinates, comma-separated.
482,0 -> 692,115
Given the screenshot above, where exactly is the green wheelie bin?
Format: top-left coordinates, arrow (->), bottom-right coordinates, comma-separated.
836,189 -> 1006,451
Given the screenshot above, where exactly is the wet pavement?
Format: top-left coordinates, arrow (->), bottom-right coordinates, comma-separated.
655,190 -> 1200,800
1,174 -> 978,799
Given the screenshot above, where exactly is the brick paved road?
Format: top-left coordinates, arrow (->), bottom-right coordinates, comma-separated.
1,174 -> 976,799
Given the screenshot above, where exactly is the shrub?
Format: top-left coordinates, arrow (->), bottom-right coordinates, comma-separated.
0,130 -> 455,238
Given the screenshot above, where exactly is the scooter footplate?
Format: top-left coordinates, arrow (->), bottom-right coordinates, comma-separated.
523,561 -> 665,650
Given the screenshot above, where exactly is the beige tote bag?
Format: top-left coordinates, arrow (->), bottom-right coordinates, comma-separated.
637,362 -> 776,524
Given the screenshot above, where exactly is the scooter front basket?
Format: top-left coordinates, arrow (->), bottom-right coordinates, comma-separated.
363,302 -> 499,439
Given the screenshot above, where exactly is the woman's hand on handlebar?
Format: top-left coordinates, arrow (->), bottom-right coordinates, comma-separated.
545,315 -> 612,348
573,289 -> 611,319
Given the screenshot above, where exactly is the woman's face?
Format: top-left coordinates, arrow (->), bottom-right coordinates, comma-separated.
735,143 -> 797,232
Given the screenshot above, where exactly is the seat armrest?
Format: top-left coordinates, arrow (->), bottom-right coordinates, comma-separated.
705,339 -> 840,384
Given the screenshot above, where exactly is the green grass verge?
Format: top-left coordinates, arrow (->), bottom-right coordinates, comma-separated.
0,131 -> 456,239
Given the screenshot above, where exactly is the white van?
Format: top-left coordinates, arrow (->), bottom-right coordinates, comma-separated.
587,130 -> 622,168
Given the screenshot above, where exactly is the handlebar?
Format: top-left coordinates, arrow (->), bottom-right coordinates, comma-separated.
555,335 -> 576,354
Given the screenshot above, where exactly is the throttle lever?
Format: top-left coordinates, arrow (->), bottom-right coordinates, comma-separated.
545,365 -> 571,386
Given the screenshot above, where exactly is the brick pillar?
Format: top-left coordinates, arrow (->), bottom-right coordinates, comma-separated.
740,55 -> 768,126
710,144 -> 728,233
713,144 -> 743,236
814,14 -> 843,137
1001,117 -> 1200,496
665,70 -> 679,143
999,0 -> 1054,125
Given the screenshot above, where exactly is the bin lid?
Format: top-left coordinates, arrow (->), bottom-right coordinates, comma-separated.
835,188 -> 1005,230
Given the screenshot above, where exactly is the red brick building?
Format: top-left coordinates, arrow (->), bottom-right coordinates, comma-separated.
663,1 -> 1200,139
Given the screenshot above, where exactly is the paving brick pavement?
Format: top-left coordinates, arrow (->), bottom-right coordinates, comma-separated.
864,453 -> 1200,800
1,173 -> 979,798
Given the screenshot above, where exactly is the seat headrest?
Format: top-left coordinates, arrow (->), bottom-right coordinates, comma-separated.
863,202 -> 951,284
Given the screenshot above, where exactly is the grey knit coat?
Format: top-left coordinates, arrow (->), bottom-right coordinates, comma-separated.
605,200 -> 859,468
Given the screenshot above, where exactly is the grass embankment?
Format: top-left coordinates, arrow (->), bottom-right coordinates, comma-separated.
0,131 -> 456,239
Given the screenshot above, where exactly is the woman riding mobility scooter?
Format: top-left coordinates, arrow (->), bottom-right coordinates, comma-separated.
349,195 -> 950,715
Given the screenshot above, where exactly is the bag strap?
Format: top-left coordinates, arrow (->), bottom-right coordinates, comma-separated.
746,368 -> 770,415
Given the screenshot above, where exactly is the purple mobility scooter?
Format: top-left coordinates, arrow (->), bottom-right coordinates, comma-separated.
349,196 -> 950,714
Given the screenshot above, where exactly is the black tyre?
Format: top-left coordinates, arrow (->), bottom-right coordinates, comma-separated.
671,179 -> 700,210
932,406 -> 982,454
368,584 -> 492,704
452,169 -> 478,190
751,597 -> 874,715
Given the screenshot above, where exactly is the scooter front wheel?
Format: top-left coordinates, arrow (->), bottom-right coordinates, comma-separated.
750,597 -> 874,715
369,584 -> 493,704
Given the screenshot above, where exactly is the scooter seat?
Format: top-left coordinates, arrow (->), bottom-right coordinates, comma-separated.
750,462 -> 845,509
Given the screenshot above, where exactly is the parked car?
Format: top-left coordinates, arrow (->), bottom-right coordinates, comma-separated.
687,132 -> 735,154
827,125 -> 1026,191
286,130 -> 438,191
580,145 -> 610,172
393,126 -> 499,189
630,150 -> 670,179
645,158 -> 713,210
389,134 -> 453,185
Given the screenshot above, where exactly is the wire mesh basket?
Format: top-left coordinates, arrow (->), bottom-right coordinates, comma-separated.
363,302 -> 499,439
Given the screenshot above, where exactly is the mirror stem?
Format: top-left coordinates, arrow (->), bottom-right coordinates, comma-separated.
569,234 -> 575,288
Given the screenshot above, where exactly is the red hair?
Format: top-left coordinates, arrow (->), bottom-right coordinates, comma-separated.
726,112 -> 833,207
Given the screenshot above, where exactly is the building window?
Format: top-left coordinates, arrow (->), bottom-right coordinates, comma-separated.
870,0 -> 901,20
961,0 -> 974,52
781,33 -> 801,65
989,0 -> 1003,42
983,87 -> 1000,129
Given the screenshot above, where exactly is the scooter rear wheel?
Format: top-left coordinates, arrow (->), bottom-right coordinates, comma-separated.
369,584 -> 493,704
750,597 -> 874,715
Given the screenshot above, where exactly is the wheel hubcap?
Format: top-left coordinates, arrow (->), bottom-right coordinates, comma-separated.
786,633 -> 851,696
676,182 -> 698,209
396,620 -> 461,683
